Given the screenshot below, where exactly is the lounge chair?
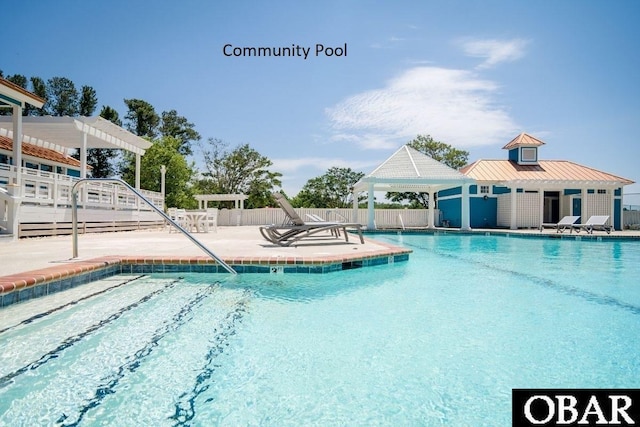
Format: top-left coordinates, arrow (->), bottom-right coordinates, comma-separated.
571,215 -> 612,234
539,215 -> 580,233
259,193 -> 365,246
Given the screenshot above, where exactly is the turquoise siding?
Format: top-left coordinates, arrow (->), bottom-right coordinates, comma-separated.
614,198 -> 621,230
470,197 -> 497,228
493,186 -> 510,195
438,198 -> 462,227
439,186 -> 462,197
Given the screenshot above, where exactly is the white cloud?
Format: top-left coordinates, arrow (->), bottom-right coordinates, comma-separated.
325,66 -> 519,149
458,38 -> 528,69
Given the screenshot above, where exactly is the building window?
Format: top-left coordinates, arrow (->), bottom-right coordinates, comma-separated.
480,185 -> 490,194
520,147 -> 537,162
41,164 -> 53,172
25,162 -> 39,170
597,189 -> 607,194
0,154 -> 8,165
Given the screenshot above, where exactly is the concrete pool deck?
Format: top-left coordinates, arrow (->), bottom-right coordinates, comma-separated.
1,225 -> 639,304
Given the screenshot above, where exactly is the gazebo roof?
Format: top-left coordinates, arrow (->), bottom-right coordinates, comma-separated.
353,145 -> 474,192
0,116 -> 151,155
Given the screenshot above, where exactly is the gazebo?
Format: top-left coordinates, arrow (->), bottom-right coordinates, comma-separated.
351,145 -> 475,230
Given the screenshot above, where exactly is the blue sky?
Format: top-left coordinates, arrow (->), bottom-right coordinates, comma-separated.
4,0 -> 640,202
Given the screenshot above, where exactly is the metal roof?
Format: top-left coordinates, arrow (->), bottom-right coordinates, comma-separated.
353,145 -> 473,192
461,159 -> 634,186
0,116 -> 151,155
502,132 -> 546,150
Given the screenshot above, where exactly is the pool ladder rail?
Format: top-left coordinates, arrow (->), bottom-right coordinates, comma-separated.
71,178 -> 237,275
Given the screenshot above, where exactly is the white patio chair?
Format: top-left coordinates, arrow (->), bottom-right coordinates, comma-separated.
202,208 -> 218,233
167,208 -> 188,232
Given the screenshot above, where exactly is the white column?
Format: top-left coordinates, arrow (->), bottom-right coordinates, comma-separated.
610,188 -> 616,230
427,190 -> 435,229
461,184 -> 471,231
510,186 -> 518,230
135,153 -> 141,190
367,183 -> 375,229
352,190 -> 359,223
12,105 -> 22,187
80,132 -> 88,179
539,188 -> 544,226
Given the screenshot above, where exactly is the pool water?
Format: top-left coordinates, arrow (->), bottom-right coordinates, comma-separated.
1,234 -> 639,426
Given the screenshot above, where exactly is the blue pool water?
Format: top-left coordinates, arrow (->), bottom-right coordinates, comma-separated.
0,233 -> 639,426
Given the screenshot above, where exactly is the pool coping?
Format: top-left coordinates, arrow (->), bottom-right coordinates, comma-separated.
0,241 -> 411,307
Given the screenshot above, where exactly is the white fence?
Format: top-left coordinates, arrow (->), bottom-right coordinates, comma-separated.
216,207 -> 432,228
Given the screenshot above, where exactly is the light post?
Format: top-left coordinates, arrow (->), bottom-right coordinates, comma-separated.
160,165 -> 166,209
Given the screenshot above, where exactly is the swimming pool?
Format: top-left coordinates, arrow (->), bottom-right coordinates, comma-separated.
1,233 -> 638,426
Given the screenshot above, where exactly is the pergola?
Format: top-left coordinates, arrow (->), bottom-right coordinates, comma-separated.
352,145 -> 475,230
194,194 -> 248,209
0,115 -> 151,189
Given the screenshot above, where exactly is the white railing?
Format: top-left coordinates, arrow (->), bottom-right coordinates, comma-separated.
0,165 -> 164,211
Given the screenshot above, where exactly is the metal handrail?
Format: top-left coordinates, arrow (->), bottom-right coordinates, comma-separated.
71,178 -> 237,275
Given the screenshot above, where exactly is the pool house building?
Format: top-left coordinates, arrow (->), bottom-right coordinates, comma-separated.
437,133 -> 634,230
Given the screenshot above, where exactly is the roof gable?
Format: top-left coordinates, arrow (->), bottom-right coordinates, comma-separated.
353,144 -> 473,192
502,132 -> 546,150
366,145 -> 467,180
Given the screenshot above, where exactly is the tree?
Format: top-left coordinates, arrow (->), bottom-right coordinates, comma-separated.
160,110 -> 201,156
292,167 -> 364,208
121,136 -> 197,208
46,77 -> 79,116
86,105 -> 121,178
79,86 -> 97,116
28,77 -> 47,116
197,138 -> 282,208
386,134 -> 470,208
124,98 -> 159,138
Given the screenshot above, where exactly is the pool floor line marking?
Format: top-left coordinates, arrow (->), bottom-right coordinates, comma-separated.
0,278 -> 182,389
397,239 -> 640,317
170,288 -> 252,426
0,275 -> 147,336
58,283 -> 223,426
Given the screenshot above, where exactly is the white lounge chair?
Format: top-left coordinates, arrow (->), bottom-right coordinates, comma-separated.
571,215 -> 612,234
539,215 -> 580,233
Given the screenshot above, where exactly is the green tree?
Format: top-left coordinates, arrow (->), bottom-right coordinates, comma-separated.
79,86 -> 97,116
46,77 -> 79,116
386,134 -> 470,208
124,98 -> 159,138
160,110 -> 201,156
28,77 -> 47,116
292,167 -> 365,208
87,105 -> 121,178
121,136 -> 197,208
197,138 -> 282,209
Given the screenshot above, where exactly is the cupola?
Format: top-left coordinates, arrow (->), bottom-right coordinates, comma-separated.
502,132 -> 545,165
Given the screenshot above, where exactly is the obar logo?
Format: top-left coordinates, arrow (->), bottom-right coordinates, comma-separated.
513,389 -> 640,426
